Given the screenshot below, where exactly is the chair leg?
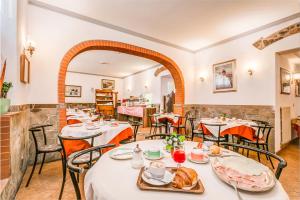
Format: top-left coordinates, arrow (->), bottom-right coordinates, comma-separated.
256,144 -> 261,162
76,164 -> 80,183
150,126 -> 153,135
154,126 -> 157,134
38,153 -> 46,174
262,144 -> 269,160
58,158 -> 66,200
26,153 -> 38,187
69,170 -> 81,200
266,145 -> 275,169
242,141 -> 245,155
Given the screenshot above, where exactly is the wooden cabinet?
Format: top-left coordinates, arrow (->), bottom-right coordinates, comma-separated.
95,89 -> 117,117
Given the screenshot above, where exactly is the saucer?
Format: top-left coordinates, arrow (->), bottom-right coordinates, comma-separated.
188,153 -> 209,164
143,151 -> 164,160
141,170 -> 174,186
109,148 -> 133,160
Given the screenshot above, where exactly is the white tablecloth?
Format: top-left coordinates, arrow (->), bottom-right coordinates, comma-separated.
201,118 -> 257,137
84,140 -> 288,200
61,122 -> 132,146
156,113 -> 180,123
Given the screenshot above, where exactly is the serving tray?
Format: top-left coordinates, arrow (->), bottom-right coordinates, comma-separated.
136,167 -> 205,194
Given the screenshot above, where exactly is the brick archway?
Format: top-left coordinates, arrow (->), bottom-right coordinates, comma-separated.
58,40 -> 185,129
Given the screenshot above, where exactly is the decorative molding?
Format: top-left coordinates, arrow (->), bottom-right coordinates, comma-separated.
28,0 -> 193,53
29,0 -> 300,54
253,22 -> 300,50
154,66 -> 167,77
122,64 -> 161,79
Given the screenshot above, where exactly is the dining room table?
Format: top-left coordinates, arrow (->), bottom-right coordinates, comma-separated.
61,121 -> 133,154
155,113 -> 180,133
200,118 -> 258,141
84,140 -> 288,200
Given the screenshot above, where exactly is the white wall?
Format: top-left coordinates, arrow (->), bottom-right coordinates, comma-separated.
123,67 -> 171,104
194,18 -> 300,106
194,18 -> 300,152
1,0 -> 29,105
65,72 -> 123,103
27,4 -> 195,104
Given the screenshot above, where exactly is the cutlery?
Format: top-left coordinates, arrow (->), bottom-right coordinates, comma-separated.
143,171 -> 169,184
229,180 -> 243,200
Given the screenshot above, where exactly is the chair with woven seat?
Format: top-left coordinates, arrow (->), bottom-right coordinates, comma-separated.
149,114 -> 165,135
57,132 -> 103,200
220,142 -> 287,179
67,144 -> 115,200
145,134 -> 170,140
26,124 -> 63,188
240,124 -> 274,168
120,120 -> 143,144
189,117 -> 204,141
200,122 -> 228,145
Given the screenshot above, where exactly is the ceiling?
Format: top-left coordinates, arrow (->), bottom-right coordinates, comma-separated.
34,0 -> 300,51
68,50 -> 159,78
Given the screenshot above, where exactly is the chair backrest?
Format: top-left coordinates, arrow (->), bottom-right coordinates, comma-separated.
145,134 -> 169,140
149,114 -> 160,125
128,120 -> 143,142
220,142 -> 287,179
67,144 -> 115,200
28,124 -> 53,149
251,124 -> 273,143
57,132 -> 103,166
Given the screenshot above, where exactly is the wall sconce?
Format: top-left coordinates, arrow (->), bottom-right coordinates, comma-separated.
25,40 -> 36,56
144,84 -> 148,89
199,76 -> 205,82
248,68 -> 254,76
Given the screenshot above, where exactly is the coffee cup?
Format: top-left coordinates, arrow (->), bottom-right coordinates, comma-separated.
146,161 -> 166,179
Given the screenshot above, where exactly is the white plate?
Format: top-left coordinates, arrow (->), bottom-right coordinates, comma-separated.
142,170 -> 174,186
211,156 -> 276,192
188,153 -> 209,164
85,125 -> 101,130
109,148 -> 133,160
143,151 -> 164,160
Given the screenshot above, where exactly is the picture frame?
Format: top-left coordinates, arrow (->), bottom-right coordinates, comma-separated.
101,79 -> 115,90
213,59 -> 237,93
20,54 -> 30,83
295,80 -> 300,97
280,68 -> 291,95
65,85 -> 82,97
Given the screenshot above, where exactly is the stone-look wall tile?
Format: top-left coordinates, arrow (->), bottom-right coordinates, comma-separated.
184,104 -> 275,152
0,109 -> 30,200
28,106 -> 61,164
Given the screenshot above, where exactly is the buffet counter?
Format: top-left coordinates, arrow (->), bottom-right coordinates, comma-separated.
117,106 -> 156,127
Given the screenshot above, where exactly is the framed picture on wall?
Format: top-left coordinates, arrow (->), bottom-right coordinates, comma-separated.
280,68 -> 291,95
213,59 -> 237,93
101,79 -> 115,90
65,85 -> 82,97
295,80 -> 300,97
20,54 -> 30,83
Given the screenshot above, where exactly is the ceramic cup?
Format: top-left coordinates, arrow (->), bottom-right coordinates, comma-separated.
147,161 -> 166,179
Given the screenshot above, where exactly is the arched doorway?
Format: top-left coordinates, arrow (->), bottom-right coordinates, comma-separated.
58,40 -> 185,129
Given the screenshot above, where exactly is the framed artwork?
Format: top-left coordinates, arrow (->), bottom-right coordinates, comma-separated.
213,59 -> 237,93
20,54 -> 30,83
65,85 -> 82,97
101,79 -> 115,90
280,68 -> 291,95
295,80 -> 300,97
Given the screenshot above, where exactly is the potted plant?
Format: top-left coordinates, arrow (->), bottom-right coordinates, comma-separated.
165,132 -> 185,152
0,82 -> 13,114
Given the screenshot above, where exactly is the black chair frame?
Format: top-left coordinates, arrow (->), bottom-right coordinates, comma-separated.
67,144 -> 115,200
120,120 -> 143,144
149,114 -> 165,135
57,132 -> 103,200
200,122 -> 228,145
220,142 -> 287,179
26,124 -> 63,188
188,117 -> 204,141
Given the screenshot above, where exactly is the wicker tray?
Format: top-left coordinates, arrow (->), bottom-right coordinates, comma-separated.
136,167 -> 205,194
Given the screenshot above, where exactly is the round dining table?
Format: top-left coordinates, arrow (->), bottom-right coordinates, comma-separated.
84,140 -> 288,200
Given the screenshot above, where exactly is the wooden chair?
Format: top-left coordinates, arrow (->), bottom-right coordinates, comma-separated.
67,145 -> 115,200
220,142 -> 287,179
26,124 -> 63,188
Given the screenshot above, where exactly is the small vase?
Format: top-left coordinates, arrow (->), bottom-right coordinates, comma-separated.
0,98 -> 10,114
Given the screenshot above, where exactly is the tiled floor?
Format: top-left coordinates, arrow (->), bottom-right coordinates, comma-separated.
16,131 -> 300,200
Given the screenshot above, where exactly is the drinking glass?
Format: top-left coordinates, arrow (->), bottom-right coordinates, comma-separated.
172,146 -> 186,168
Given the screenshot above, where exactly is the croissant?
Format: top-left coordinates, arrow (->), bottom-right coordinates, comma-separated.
172,167 -> 198,189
